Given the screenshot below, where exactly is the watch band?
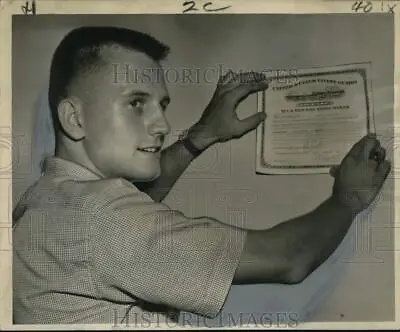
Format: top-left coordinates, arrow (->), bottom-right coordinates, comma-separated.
178,130 -> 202,157
183,136 -> 202,158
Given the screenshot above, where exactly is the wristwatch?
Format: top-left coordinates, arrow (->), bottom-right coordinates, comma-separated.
178,129 -> 202,158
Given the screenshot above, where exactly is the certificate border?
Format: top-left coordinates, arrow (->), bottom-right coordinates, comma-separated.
257,65 -> 373,174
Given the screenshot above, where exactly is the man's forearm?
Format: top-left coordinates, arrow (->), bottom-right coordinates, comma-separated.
234,196 -> 356,285
135,125 -> 215,202
280,196 -> 356,282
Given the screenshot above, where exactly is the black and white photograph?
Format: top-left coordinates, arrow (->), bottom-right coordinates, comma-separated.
9,11 -> 396,328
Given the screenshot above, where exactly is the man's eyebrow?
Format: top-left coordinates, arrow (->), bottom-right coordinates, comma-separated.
122,90 -> 150,98
122,90 -> 170,104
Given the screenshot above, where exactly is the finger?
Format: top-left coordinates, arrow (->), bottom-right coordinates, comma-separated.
238,71 -> 270,87
348,133 -> 378,160
370,146 -> 385,172
363,135 -> 380,161
238,71 -> 266,83
230,79 -> 270,105
236,112 -> 267,137
222,85 -> 264,110
380,147 -> 386,161
374,160 -> 391,186
218,70 -> 235,84
329,165 -> 339,178
226,71 -> 268,88
371,146 -> 386,164
382,159 -> 391,176
217,72 -> 241,96
218,71 -> 269,98
347,133 -> 376,158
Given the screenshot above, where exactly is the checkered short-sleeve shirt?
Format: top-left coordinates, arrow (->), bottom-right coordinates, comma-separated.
13,156 -> 246,325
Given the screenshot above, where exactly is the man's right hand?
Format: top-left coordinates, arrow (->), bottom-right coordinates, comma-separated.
187,71 -> 269,151
329,133 -> 391,215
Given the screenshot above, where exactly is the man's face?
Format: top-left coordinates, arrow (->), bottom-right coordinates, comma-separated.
73,47 -> 171,182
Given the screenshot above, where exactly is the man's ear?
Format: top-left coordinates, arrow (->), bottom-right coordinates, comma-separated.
57,98 -> 85,141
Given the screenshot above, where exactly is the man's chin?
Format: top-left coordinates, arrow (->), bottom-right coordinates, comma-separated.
127,170 -> 161,183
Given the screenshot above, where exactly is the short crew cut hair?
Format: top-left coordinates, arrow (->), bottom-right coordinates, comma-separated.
48,26 -> 170,133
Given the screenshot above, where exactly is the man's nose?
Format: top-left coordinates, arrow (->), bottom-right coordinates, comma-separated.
148,110 -> 171,137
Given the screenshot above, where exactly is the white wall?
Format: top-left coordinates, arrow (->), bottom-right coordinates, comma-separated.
12,14 -> 395,323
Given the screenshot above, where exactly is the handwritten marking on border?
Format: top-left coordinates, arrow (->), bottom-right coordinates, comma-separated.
351,1 -> 398,13
21,0 -> 36,15
182,1 -> 232,13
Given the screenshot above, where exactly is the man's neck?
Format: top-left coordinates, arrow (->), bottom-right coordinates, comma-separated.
55,139 -> 105,179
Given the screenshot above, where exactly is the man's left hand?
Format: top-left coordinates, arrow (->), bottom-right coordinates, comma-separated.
187,71 -> 270,150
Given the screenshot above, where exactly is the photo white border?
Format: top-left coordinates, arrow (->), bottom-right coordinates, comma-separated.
0,0 -> 398,329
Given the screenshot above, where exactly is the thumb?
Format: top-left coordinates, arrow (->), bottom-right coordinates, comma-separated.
237,112 -> 266,136
329,165 -> 340,178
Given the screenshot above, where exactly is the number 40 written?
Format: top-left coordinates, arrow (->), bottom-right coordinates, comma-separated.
352,1 -> 398,13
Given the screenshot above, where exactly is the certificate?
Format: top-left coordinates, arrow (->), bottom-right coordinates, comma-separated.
256,62 -> 375,175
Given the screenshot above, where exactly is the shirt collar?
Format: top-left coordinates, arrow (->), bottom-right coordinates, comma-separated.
41,156 -> 103,181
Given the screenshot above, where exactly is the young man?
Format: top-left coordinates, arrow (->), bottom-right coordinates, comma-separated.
13,26 -> 390,325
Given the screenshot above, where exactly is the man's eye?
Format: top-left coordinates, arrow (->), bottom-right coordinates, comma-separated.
130,99 -> 145,108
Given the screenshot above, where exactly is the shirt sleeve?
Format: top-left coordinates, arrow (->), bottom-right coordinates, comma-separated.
89,180 -> 247,318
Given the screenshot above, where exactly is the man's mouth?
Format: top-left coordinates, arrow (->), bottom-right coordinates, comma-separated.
137,147 -> 161,153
